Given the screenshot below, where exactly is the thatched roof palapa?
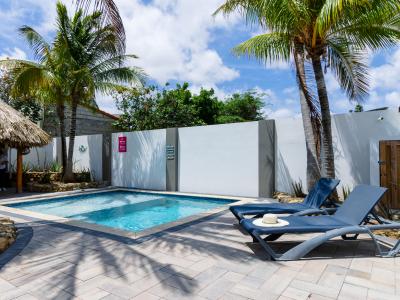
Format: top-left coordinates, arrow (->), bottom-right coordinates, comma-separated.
0,101 -> 51,149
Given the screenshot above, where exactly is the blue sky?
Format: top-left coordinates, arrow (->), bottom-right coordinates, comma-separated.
0,0 -> 399,116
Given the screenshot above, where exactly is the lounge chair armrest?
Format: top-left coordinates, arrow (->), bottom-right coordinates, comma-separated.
293,208 -> 330,216
365,222 -> 400,231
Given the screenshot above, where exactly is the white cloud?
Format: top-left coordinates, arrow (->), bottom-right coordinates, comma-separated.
116,0 -> 240,86
0,47 -> 27,60
365,48 -> 400,110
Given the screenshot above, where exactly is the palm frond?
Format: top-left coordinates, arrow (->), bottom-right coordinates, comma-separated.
75,0 -> 125,52
233,32 -> 292,64
327,39 -> 370,102
94,66 -> 146,86
18,26 -> 50,63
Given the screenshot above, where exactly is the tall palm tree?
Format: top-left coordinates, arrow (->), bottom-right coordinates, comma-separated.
0,26 -> 71,173
55,2 -> 144,181
215,0 -> 400,183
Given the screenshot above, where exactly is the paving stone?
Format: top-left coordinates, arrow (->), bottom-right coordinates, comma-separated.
132,291 -> 160,300
98,278 -> 141,299
14,294 -> 39,300
282,286 -> 312,300
0,210 -> 399,300
289,279 -> 340,299
367,289 -> 400,300
76,288 -> 110,300
0,277 -> 14,293
317,264 -> 347,290
338,283 -> 368,300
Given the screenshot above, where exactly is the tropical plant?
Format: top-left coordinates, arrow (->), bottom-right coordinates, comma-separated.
0,71 -> 42,123
112,83 -> 265,131
0,25 -> 71,176
215,0 -> 400,185
54,2 -> 144,181
75,0 -> 125,52
219,91 -> 264,123
292,180 -> 306,198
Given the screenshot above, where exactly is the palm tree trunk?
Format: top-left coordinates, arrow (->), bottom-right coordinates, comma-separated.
63,98 -> 78,182
56,100 -> 67,178
294,48 -> 321,190
311,56 -> 335,179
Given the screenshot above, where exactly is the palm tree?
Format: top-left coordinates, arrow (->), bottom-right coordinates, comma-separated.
215,0 -> 400,183
0,26 -> 71,174
75,0 -> 125,52
55,2 -> 144,181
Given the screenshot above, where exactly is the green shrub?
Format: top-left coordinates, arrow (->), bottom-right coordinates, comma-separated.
74,168 -> 92,182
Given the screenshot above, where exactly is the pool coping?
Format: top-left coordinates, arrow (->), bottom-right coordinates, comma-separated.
0,188 -> 272,240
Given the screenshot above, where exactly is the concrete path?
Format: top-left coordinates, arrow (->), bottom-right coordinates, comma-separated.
0,211 -> 399,300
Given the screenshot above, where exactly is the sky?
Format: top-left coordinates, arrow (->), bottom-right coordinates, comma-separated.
0,0 -> 399,117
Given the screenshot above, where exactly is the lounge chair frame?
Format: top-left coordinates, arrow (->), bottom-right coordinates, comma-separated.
251,220 -> 400,261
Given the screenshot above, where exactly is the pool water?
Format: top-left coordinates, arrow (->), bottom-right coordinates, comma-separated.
7,191 -> 235,232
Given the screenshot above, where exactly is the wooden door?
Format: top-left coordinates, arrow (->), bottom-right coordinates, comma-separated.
379,140 -> 400,209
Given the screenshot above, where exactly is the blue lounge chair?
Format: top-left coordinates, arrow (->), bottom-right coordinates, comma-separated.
230,178 -> 340,222
240,185 -> 400,261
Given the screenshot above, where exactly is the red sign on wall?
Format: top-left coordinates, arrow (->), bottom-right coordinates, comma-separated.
118,136 -> 127,153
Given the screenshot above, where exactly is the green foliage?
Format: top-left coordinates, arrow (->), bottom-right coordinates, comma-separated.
155,83 -> 203,128
219,91 -> 264,123
0,71 -> 42,123
292,180 -> 306,198
113,83 -> 265,131
40,171 -> 52,184
354,104 -> 364,112
74,168 -> 92,183
47,161 -> 63,173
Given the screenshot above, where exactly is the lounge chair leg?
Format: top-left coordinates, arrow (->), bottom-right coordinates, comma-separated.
264,234 -> 283,242
341,234 -> 359,240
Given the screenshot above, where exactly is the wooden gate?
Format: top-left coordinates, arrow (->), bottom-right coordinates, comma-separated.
379,140 -> 400,209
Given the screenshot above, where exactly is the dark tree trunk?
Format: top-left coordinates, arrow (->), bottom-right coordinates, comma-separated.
311,56 -> 335,179
294,48 -> 321,190
56,100 -> 67,178
63,97 -> 78,182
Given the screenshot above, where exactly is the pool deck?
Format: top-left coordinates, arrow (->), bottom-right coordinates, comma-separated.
0,193 -> 399,300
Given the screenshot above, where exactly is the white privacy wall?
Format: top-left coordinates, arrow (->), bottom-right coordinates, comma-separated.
112,130 -> 166,190
65,135 -> 103,181
10,142 -> 57,170
275,108 -> 400,194
178,122 -> 259,197
9,135 -> 103,181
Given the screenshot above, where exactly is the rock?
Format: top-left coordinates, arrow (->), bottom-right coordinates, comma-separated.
0,237 -> 9,252
0,217 -> 17,254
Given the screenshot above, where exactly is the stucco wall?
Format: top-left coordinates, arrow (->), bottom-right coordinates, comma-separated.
275,108 -> 400,194
65,135 -> 103,181
9,142 -> 56,171
111,130 -> 166,190
178,122 -> 260,197
9,134 -> 103,181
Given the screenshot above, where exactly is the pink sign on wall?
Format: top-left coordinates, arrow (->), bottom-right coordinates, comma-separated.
118,136 -> 127,153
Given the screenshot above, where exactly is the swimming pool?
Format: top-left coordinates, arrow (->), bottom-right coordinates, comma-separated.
7,191 -> 236,232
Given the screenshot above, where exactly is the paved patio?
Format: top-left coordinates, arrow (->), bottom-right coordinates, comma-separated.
0,209 -> 399,300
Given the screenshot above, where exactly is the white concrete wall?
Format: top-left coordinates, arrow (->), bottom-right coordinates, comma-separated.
65,135 -> 103,181
9,142 -> 57,171
9,135 -> 103,181
111,130 -> 166,190
178,122 -> 259,197
275,108 -> 400,194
